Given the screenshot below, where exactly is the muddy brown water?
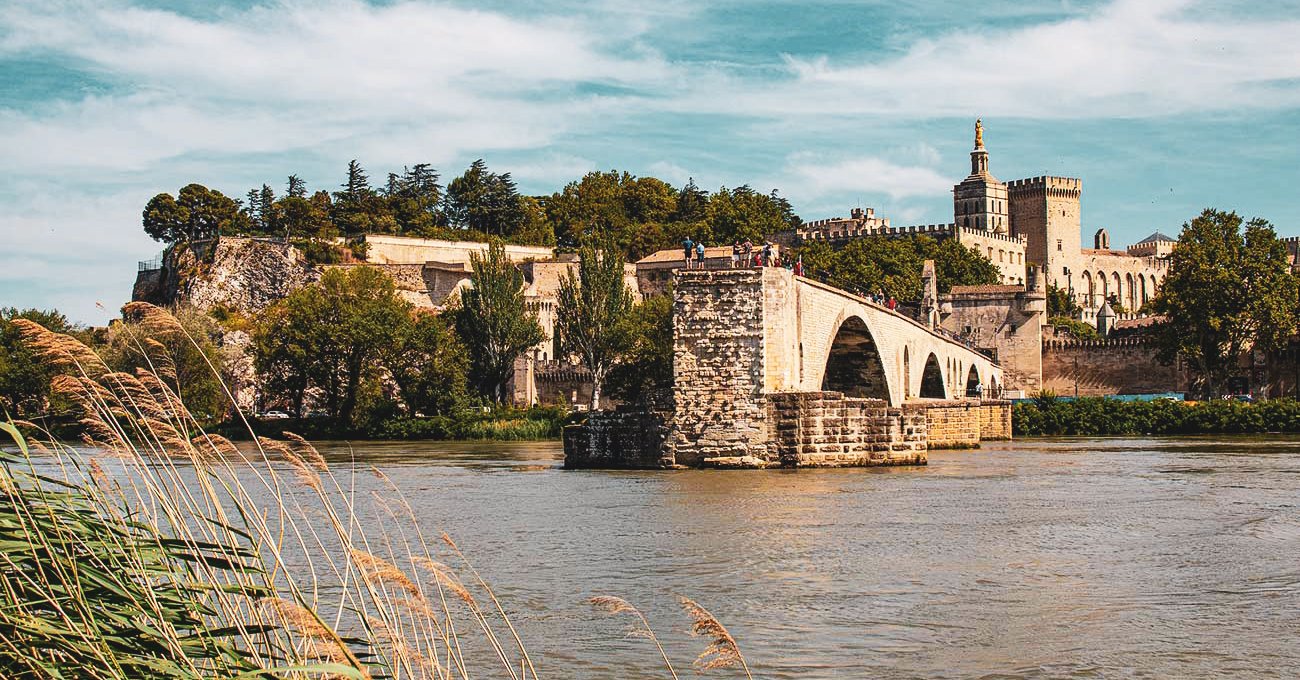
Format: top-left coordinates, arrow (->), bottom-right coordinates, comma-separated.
294,437 -> 1300,678
33,436 -> 1300,678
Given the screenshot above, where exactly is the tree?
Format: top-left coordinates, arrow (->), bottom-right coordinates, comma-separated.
1046,284 -> 1081,317
286,174 -> 307,199
254,267 -> 411,423
555,239 -> 635,409
0,308 -> 78,417
544,171 -> 676,256
1151,208 -> 1299,397
142,184 -> 244,243
452,242 -> 543,402
251,302 -> 312,416
444,160 -> 528,237
916,236 -> 1001,292
605,293 -> 673,405
331,160 -> 396,234
390,311 -> 469,416
104,306 -> 230,421
388,163 -> 444,234
706,185 -> 801,245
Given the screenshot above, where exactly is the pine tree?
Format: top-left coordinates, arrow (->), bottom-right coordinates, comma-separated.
259,185 -> 275,233
245,188 -> 262,228
286,174 -> 307,199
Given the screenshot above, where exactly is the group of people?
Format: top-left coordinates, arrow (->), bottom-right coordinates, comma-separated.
680,237 -> 803,276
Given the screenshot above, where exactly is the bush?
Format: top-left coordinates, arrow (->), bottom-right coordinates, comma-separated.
1013,397 -> 1300,436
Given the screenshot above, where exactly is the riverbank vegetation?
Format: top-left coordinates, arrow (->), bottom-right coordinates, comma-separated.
1013,395 -> 1300,436
1,312 -> 753,678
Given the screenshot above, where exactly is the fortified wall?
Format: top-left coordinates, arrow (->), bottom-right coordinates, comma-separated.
1041,337 -> 1189,397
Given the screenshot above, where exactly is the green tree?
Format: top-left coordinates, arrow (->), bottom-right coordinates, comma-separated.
255,267 -> 411,423
444,160 -> 528,237
0,308 -> 77,417
387,163 -> 444,234
707,185 -> 801,245
555,239 -> 635,409
390,311 -> 469,417
251,302 -> 311,416
142,184 -> 245,243
545,170 -> 677,256
286,174 -> 307,198
452,242 -> 544,402
105,306 -> 229,421
1046,283 -> 1080,317
605,293 -> 674,405
1151,208 -> 1299,397
915,236 -> 1001,292
332,160 -> 397,235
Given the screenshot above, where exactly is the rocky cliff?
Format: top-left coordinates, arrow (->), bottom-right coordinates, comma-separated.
133,237 -> 320,315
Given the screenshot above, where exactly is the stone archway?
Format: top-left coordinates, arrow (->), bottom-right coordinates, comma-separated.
920,353 -> 946,399
821,316 -> 891,400
966,364 -> 981,398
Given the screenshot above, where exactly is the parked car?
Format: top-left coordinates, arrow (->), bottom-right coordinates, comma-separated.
258,410 -> 292,419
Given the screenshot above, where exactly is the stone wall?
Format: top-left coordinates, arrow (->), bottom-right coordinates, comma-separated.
1042,338 -> 1189,396
924,402 -> 982,449
362,234 -> 553,265
768,392 -> 927,467
667,268 -> 774,465
978,401 -> 1012,440
940,285 -> 1045,394
563,408 -> 671,469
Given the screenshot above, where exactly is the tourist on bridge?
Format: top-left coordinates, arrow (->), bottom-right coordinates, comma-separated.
762,242 -> 773,267
731,241 -> 740,268
742,238 -> 753,265
695,241 -> 706,267
887,296 -> 897,311
682,236 -> 694,269
794,257 -> 804,277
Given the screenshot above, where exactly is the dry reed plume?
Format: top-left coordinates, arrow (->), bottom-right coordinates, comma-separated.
680,596 -> 753,679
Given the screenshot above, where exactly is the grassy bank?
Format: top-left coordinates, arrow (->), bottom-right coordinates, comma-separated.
224,405 -> 571,441
1013,396 -> 1300,436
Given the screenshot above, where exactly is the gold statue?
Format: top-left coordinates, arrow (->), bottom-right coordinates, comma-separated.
975,118 -> 984,148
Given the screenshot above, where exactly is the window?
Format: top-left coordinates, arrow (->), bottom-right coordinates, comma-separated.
1056,239 -> 1063,251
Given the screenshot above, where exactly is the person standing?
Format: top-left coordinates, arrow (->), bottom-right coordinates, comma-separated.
731,241 -> 740,268
683,236 -> 694,269
793,256 -> 803,277
695,241 -> 706,268
742,239 -> 753,267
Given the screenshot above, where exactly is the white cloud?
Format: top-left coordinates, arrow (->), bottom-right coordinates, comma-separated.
727,0 -> 1300,118
646,160 -> 692,186
780,154 -> 953,202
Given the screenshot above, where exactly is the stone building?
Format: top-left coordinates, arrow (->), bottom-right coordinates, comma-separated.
791,120 -> 1172,325
938,275 -> 1047,396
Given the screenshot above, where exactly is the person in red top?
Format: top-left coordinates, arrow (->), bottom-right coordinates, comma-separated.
887,296 -> 897,311
793,257 -> 803,277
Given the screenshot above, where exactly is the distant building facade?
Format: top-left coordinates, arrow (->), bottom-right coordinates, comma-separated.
791,120 -> 1173,323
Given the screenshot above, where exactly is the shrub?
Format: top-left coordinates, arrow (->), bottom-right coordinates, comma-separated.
1013,397 -> 1300,436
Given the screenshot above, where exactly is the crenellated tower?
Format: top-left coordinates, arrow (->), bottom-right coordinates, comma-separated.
1007,175 -> 1082,290
953,119 -> 1010,234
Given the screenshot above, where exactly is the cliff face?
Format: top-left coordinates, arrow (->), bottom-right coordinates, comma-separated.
132,238 -> 320,315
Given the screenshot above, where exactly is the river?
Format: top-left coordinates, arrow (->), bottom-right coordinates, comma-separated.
292,436 -> 1300,679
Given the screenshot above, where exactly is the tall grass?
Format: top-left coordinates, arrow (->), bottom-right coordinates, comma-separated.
2,303 -> 753,678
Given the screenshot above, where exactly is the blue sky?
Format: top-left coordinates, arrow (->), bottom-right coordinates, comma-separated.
3,0 -> 1300,324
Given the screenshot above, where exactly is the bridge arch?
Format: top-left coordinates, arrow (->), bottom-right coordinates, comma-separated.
820,315 -> 891,400
966,364 -> 981,397
920,353 -> 946,399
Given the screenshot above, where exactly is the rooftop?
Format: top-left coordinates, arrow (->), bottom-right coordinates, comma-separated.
636,245 -> 736,265
1136,231 -> 1175,244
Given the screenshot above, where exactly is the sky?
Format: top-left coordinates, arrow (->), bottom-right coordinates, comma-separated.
3,0 -> 1300,325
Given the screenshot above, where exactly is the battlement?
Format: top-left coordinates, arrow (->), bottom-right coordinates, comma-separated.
1006,176 -> 1082,197
1042,337 -> 1152,350
887,223 -> 955,236
951,225 -> 1028,246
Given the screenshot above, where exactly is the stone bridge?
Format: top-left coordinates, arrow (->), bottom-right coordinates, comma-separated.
666,268 -> 1006,466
